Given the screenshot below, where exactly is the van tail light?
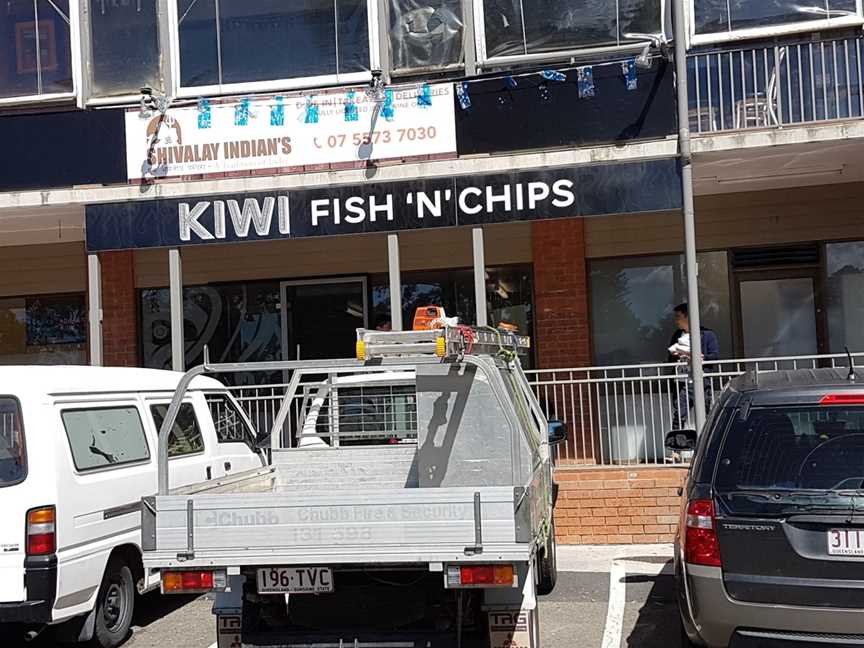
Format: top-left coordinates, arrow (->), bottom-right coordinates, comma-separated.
445,564 -> 516,588
685,499 -> 722,567
162,569 -> 227,594
820,394 -> 864,405
26,506 -> 56,556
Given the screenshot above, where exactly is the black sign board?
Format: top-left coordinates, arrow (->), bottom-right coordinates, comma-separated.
85,158 -> 682,252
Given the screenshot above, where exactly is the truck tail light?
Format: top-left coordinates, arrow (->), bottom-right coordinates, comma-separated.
26,506 -> 56,556
162,569 -> 227,594
446,564 -> 515,588
685,499 -> 722,567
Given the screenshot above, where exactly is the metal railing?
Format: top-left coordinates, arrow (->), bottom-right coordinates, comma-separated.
526,351 -> 863,467
227,352 -> 863,467
687,33 -> 864,134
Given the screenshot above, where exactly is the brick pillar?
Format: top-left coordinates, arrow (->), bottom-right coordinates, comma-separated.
98,251 -> 138,367
532,219 -> 591,369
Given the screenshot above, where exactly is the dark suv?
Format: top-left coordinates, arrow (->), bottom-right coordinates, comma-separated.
673,367 -> 864,648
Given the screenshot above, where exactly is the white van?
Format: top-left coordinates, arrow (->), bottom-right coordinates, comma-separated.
0,366 -> 264,647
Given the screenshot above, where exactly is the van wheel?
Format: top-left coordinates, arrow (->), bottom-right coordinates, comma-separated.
536,521 -> 558,596
91,559 -> 135,648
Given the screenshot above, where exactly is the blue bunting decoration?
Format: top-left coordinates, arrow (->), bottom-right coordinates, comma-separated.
417,83 -> 432,107
622,59 -> 638,91
304,96 -> 319,124
456,81 -> 471,110
541,69 -> 566,82
344,91 -> 359,122
382,89 -> 395,121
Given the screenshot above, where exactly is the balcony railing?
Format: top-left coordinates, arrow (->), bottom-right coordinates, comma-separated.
227,352 -> 863,468
687,33 -> 864,134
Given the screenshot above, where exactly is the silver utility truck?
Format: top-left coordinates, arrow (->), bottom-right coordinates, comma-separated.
141,326 -> 565,648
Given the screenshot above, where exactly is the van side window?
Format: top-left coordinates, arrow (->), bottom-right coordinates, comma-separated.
62,407 -> 150,472
206,394 -> 256,452
0,397 -> 26,487
150,403 -> 205,458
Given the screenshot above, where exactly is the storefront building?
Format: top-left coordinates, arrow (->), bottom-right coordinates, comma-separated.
1,0 -> 864,544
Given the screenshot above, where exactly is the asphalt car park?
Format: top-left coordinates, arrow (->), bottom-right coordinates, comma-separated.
7,545 -> 682,648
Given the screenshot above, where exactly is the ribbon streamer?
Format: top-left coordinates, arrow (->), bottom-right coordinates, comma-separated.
305,96 -> 319,124
541,69 -> 566,82
270,96 -> 285,126
382,89 -> 395,121
344,91 -> 359,122
234,98 -> 250,126
622,59 -> 638,91
417,83 -> 432,107
578,66 -> 595,99
456,81 -> 471,110
197,99 -> 211,129
505,75 -> 518,89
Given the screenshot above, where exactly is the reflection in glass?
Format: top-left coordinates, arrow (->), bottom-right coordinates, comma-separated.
388,0 -> 463,71
825,241 -> 864,354
177,0 -> 369,87
484,0 -> 662,59
219,0 -> 336,83
740,277 -> 818,358
371,265 -> 535,367
141,283 -> 281,385
589,252 -> 732,366
89,0 -> 161,96
177,0 -> 220,86
693,0 -> 859,34
0,0 -> 73,97
0,295 -> 86,365
283,282 -> 365,360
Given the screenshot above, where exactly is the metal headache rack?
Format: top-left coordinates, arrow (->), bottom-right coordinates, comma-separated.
356,325 -> 530,362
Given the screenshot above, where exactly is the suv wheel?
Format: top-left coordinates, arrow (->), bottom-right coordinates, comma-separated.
90,558 -> 135,648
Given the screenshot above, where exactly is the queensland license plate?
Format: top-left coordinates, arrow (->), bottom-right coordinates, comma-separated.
828,529 -> 864,556
256,567 -> 334,594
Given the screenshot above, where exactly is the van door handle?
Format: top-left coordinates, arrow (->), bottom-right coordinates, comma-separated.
224,461 -> 231,472
206,466 -> 212,480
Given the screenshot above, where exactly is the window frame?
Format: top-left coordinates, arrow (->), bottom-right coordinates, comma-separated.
685,0 -> 864,47
149,401 -> 206,459
60,403 -> 152,474
167,0 -> 382,99
385,0 -> 475,76
0,0 -> 83,107
471,0 -> 669,69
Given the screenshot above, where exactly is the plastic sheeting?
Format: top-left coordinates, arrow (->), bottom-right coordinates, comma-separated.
389,0 -> 464,71
695,0 -> 858,35
483,0 -> 663,60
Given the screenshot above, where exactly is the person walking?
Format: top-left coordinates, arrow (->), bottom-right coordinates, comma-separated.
668,303 -> 720,430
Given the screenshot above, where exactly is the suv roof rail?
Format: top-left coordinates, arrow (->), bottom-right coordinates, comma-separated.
356,326 -> 530,362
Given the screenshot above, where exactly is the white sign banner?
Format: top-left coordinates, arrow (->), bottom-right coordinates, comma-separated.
125,84 -> 457,180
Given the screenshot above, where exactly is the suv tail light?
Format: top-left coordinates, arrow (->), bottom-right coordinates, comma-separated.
820,394 -> 864,405
26,506 -> 56,556
685,499 -> 721,567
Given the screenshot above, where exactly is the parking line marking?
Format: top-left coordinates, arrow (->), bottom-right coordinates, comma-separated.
600,559 -> 626,648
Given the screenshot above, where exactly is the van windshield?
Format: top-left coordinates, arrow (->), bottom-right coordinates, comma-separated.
715,405 -> 864,515
0,398 -> 26,486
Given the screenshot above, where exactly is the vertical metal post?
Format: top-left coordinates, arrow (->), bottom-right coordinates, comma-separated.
387,234 -> 403,331
461,0 -> 477,76
87,254 -> 103,366
169,248 -> 185,371
472,227 -> 488,327
673,0 -> 706,431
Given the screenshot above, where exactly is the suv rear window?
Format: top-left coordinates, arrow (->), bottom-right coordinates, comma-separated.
0,398 -> 25,486
716,405 -> 864,493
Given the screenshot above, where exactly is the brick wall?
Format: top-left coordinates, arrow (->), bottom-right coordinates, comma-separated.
554,466 -> 687,544
531,218 -> 591,370
99,250 -> 138,367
